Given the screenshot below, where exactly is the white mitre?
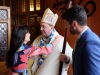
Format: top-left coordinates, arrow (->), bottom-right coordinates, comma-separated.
41,8 -> 58,26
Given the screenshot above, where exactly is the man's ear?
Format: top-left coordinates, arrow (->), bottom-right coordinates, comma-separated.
72,21 -> 78,29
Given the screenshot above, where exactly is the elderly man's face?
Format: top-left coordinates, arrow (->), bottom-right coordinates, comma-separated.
40,22 -> 54,37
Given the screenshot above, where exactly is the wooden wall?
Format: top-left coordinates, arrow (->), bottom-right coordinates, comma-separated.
45,0 -> 100,75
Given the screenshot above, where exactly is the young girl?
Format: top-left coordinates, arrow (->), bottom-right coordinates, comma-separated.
6,25 -> 60,75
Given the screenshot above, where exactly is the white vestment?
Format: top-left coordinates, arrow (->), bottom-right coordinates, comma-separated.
31,32 -> 73,75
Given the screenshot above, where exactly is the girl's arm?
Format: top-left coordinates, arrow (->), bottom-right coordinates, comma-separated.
25,35 -> 61,57
24,44 -> 53,57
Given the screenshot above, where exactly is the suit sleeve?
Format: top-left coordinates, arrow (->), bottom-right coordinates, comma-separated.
83,41 -> 100,75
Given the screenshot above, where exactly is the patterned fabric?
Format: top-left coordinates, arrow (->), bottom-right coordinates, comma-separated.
12,44 -> 32,75
39,29 -> 56,65
19,69 -> 28,75
11,43 -> 53,75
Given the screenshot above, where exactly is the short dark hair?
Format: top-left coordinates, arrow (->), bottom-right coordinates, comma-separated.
62,5 -> 87,26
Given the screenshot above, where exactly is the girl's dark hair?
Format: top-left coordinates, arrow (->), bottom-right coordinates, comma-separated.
6,25 -> 29,68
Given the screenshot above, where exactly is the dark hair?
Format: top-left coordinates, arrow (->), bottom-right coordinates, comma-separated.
62,5 -> 87,26
6,25 -> 29,68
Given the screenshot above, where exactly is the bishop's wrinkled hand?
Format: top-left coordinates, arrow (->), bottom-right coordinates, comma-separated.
59,53 -> 70,63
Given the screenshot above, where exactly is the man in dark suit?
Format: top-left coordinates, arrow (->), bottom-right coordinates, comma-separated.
61,5 -> 100,75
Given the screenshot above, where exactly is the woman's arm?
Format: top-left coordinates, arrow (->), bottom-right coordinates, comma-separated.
25,35 -> 61,57
25,44 -> 53,57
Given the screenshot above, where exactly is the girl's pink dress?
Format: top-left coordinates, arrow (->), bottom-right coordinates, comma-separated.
8,43 -> 53,75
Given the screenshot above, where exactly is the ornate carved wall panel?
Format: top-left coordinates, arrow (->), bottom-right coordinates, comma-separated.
0,0 -> 3,6
5,0 -> 10,6
0,23 -> 7,61
19,16 -> 27,25
0,6 -> 11,62
11,0 -> 18,12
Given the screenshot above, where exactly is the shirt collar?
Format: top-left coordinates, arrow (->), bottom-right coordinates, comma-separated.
78,27 -> 88,39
